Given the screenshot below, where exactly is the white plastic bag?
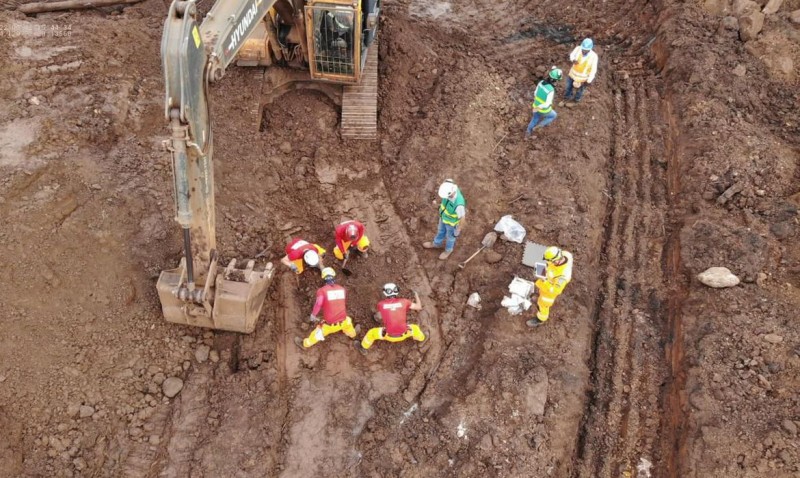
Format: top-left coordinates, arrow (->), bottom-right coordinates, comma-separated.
494,215 -> 526,243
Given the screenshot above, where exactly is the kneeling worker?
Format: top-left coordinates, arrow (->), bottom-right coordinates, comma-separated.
333,219 -> 370,261
281,238 -> 326,274
295,268 -> 358,349
528,246 -> 573,327
357,283 -> 426,353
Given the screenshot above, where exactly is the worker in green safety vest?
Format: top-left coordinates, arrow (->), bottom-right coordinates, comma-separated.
423,179 -> 466,260
525,66 -> 563,137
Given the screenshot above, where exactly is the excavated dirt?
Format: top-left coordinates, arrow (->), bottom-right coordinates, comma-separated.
0,0 -> 798,477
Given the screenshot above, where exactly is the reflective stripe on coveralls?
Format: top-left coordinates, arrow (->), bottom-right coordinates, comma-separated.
535,251 -> 573,322
302,317 -> 357,348
361,324 -> 426,350
439,189 -> 466,226
532,81 -> 555,113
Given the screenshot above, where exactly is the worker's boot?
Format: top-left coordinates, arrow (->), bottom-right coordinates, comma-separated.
293,337 -> 306,349
526,318 -> 545,328
439,250 -> 452,260
354,340 -> 368,355
422,241 -> 441,249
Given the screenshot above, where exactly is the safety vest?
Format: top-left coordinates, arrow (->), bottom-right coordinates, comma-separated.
439,190 -> 466,226
545,251 -> 573,295
317,284 -> 348,324
532,81 -> 554,113
569,52 -> 596,83
378,298 -> 411,336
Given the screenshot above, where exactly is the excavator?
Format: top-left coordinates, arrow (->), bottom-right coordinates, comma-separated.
155,0 -> 380,333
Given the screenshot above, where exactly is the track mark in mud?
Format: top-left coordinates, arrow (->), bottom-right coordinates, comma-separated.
573,76 -> 671,478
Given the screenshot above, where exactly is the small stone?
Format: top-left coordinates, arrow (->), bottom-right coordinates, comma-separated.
162,377 -> 184,398
28,96 -> 40,106
129,427 -> 142,438
697,267 -> 740,288
209,350 -> 219,363
738,11 -> 765,41
791,9 -> 800,24
756,273 -> 768,286
763,334 -> 783,344
721,16 -> 739,29
733,64 -> 747,77
484,250 -> 503,264
90,184 -> 102,191
79,406 -> 95,418
182,361 -> 191,371
195,344 -> 210,363
781,420 -> 797,436
149,434 -> 161,445
66,404 -> 80,418
72,457 -> 87,471
279,141 -> 292,154
762,0 -> 783,15
755,189 -> 766,196
152,372 -> 166,385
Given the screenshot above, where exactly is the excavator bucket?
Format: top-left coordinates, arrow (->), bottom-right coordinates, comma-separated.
156,258 -> 274,333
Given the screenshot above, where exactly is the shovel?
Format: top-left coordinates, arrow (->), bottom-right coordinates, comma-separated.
341,254 -> 352,276
458,232 -> 499,269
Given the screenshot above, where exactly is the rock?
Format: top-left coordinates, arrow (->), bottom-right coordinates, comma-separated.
152,372 -> 166,385
791,9 -> 800,24
484,250 -> 503,264
66,404 -> 81,418
149,434 -> 161,445
756,272 -> 768,286
738,11 -> 765,41
770,221 -> 795,240
733,64 -> 747,76
209,350 -> 219,363
279,141 -> 292,154
195,344 -> 210,363
704,0 -> 731,14
763,333 -> 783,344
733,0 -> 759,14
762,0 -> 782,14
721,16 -> 739,29
479,433 -> 493,450
162,377 -> 184,398
697,267 -> 740,288
28,96 -> 40,106
781,419 -> 797,436
717,182 -> 744,204
79,406 -> 95,418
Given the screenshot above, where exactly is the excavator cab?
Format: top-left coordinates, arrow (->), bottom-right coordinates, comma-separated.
306,0 -> 379,82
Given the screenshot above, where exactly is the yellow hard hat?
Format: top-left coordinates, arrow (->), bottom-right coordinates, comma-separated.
543,246 -> 562,262
321,267 -> 336,281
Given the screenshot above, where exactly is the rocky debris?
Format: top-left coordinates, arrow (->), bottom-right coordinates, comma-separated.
66,404 -> 80,418
162,377 -> 184,398
733,0 -> 759,15
697,267 -> 740,288
791,10 -> 800,24
209,350 -> 220,363
152,372 -> 166,385
484,250 -> 503,264
717,182 -> 744,205
762,333 -> 783,344
782,419 -> 797,436
738,10 -> 765,41
704,0 -> 731,15
733,64 -> 747,77
79,405 -> 95,418
279,141 -> 292,154
762,0 -> 782,15
721,16 -> 739,30
149,434 -> 161,445
195,344 -> 210,363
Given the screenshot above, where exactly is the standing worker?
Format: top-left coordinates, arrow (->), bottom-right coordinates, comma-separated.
528,246 -> 573,327
564,38 -> 598,104
281,237 -> 326,274
295,268 -> 359,349
356,283 -> 426,353
525,67 -> 563,137
423,179 -> 466,260
333,219 -> 370,261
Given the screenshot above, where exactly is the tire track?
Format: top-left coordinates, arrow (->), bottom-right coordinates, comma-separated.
573,75 -> 670,477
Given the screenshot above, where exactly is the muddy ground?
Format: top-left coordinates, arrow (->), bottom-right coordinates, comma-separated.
0,0 -> 798,476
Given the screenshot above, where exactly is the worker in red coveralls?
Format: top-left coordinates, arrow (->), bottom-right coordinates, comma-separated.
333,219 -> 370,261
294,268 -> 359,349
355,283 -> 426,354
280,238 -> 326,274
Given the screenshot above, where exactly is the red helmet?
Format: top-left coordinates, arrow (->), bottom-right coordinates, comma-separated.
346,224 -> 359,240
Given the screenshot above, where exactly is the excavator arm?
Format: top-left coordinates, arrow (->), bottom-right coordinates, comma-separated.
157,0 -> 278,333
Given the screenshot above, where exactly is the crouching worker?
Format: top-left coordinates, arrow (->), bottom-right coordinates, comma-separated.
333,219 -> 370,261
356,283 -> 426,353
281,238 -> 326,275
295,268 -> 358,349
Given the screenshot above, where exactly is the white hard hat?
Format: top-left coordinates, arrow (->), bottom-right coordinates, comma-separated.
438,179 -> 458,199
303,250 -> 320,267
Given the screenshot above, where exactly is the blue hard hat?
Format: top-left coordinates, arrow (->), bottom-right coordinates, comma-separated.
581,38 -> 594,50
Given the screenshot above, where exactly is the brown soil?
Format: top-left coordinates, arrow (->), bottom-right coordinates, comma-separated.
0,0 -> 798,477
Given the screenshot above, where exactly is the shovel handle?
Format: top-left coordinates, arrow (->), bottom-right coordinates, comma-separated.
458,246 -> 486,269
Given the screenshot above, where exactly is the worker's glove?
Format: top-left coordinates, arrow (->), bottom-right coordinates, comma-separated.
289,263 -> 299,273
309,314 -> 319,323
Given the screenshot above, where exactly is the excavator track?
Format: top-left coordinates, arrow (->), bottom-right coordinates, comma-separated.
340,47 -> 378,140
